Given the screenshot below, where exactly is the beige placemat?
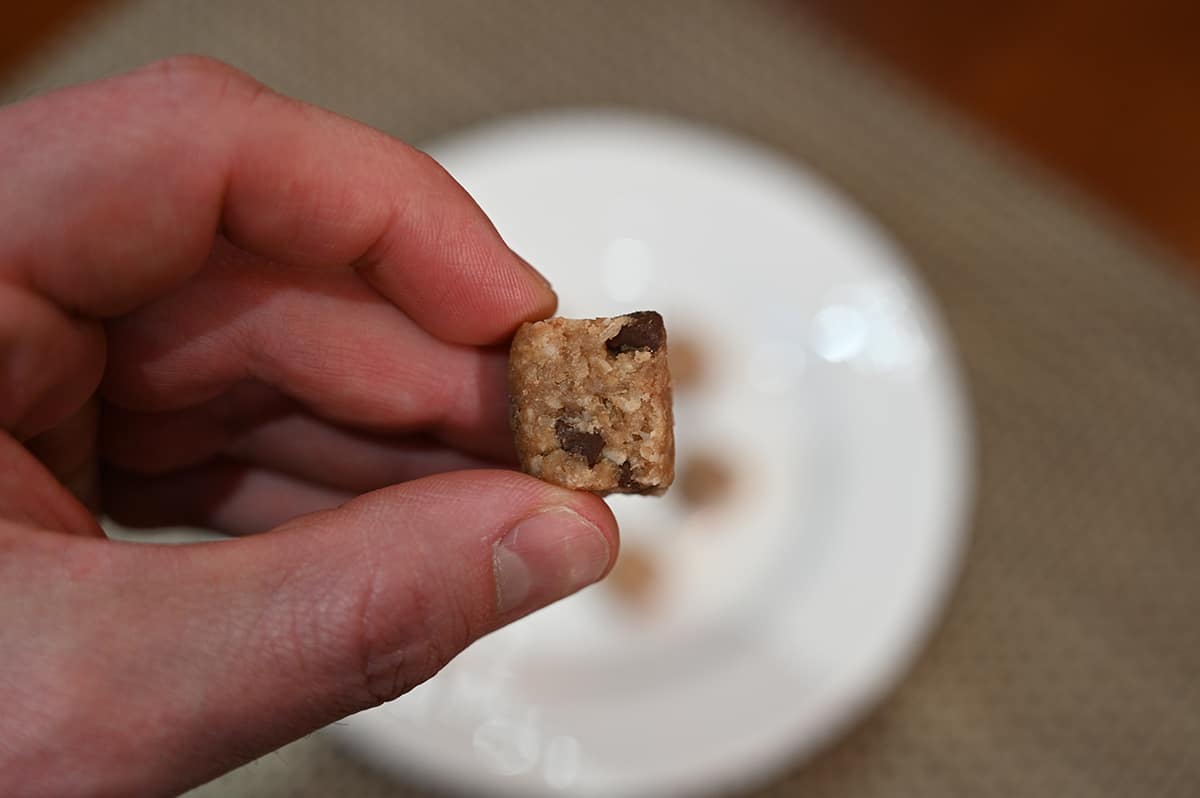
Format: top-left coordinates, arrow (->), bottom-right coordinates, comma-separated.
5,2 -> 1199,796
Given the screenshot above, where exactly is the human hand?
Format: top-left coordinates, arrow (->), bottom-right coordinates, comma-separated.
0,57 -> 617,797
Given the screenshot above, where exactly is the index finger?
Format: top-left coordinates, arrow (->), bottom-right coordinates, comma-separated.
0,55 -> 555,344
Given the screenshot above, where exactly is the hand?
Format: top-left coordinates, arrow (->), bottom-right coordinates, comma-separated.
0,57 -> 617,798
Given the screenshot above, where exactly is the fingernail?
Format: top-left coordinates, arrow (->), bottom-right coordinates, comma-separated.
493,507 -> 611,615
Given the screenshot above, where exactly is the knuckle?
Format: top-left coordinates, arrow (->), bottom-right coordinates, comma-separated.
354,570 -> 475,706
149,54 -> 239,84
138,54 -> 261,107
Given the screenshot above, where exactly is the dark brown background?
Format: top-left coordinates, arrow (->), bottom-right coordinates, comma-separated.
806,0 -> 1200,275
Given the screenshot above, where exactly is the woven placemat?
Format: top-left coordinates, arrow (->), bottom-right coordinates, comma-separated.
5,1 -> 1199,796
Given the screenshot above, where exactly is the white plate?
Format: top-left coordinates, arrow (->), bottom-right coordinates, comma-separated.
329,111 -> 974,797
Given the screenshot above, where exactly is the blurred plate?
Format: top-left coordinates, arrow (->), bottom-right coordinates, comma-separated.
329,111 -> 973,797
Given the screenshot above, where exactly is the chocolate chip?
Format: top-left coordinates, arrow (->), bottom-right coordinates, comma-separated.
618,460 -> 651,492
605,311 -> 665,355
555,418 -> 605,467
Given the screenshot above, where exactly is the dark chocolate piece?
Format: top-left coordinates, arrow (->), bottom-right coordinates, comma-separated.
555,418 -> 605,467
618,460 -> 650,492
605,311 -> 665,355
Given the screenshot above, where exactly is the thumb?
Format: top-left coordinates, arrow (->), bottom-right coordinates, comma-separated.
26,470 -> 616,798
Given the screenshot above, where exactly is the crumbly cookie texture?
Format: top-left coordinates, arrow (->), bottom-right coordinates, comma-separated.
508,311 -> 675,495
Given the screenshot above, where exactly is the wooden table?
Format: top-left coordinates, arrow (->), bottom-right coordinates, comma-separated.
806,0 -> 1200,274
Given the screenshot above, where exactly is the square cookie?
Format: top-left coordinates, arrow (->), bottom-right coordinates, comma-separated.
509,311 -> 675,494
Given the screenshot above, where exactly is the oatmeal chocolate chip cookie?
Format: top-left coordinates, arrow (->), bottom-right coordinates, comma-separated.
508,311 -> 675,494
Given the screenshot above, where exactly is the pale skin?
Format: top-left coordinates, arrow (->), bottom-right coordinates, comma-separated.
0,57 -> 619,797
